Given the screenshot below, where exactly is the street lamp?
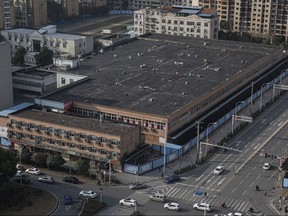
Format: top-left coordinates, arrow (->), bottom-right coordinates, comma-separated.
232,101 -> 244,135
260,83 -> 269,112
205,122 -> 216,158
196,121 -> 203,164
99,188 -> 103,203
18,145 -> 26,187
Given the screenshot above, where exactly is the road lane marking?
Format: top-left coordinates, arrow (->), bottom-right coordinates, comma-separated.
177,189 -> 187,199
195,174 -> 203,182
256,175 -> 260,180
217,177 -> 226,186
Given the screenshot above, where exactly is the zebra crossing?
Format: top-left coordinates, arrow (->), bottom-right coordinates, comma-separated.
165,186 -> 254,213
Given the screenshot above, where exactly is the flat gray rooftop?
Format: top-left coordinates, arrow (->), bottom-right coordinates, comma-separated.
44,34 -> 282,116
14,108 -> 137,136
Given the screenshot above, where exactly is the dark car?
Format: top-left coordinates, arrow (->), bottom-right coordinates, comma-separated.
63,176 -> 79,184
13,176 -> 30,184
129,182 -> 147,190
64,195 -> 72,205
164,175 -> 180,183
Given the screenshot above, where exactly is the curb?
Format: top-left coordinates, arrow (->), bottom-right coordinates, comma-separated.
46,193 -> 60,216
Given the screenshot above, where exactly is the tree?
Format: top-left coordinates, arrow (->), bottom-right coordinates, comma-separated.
47,154 -> 65,170
0,148 -> 17,184
12,47 -> 27,66
32,152 -> 48,167
220,20 -> 231,31
35,46 -> 53,67
75,159 -> 89,175
47,0 -> 65,23
20,148 -> 32,163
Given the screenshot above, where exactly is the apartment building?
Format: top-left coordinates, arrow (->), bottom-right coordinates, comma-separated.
0,0 -> 14,30
13,0 -> 47,28
0,42 -> 13,110
197,0 -> 288,40
134,5 -> 218,39
1,25 -> 93,58
81,0 -> 107,7
129,0 -> 185,9
57,0 -> 79,17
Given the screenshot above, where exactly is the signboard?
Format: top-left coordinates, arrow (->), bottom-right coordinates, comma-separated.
0,126 -> 8,138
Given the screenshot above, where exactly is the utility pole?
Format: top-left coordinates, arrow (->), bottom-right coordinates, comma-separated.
196,121 -> 203,164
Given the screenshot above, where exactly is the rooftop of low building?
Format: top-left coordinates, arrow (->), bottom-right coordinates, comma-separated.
12,108 -> 137,136
42,34 -> 283,117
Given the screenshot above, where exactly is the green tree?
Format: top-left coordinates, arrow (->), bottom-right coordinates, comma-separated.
12,47 -> 27,66
220,20 -> 231,31
35,46 -> 53,67
20,147 -> 32,163
47,0 -> 65,23
272,35 -> 284,46
0,148 -> 17,184
32,152 -> 48,167
75,159 -> 89,175
47,154 -> 65,170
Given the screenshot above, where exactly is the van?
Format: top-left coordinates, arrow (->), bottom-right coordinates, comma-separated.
149,192 -> 166,202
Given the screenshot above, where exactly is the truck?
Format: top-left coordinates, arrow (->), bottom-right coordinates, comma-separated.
102,29 -> 112,34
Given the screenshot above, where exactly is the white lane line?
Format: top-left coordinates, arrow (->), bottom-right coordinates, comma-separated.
249,182 -> 254,188
170,188 -> 181,197
242,190 -> 246,196
232,187 -> 236,193
177,189 -> 188,199
196,174 -> 204,182
238,201 -> 246,211
166,187 -> 178,197
256,175 -> 260,180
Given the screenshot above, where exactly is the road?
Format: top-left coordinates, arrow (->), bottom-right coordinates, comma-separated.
26,93 -> 288,215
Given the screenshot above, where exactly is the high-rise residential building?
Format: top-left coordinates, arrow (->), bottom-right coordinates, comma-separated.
0,42 -> 13,110
58,0 -> 79,17
107,0 -> 125,10
81,0 -> 106,7
129,0 -> 184,10
0,0 -> 14,30
134,5 -> 218,39
197,0 -> 288,40
13,0 -> 47,28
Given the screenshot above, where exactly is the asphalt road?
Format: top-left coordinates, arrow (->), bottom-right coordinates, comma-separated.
24,93 -> 288,216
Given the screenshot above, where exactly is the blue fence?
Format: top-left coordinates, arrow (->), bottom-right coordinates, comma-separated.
123,70 -> 288,175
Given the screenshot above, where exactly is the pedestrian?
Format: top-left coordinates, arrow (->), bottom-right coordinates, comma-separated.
161,173 -> 163,178
204,192 -> 207,198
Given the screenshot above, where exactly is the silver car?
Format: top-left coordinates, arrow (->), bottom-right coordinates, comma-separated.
129,182 -> 147,190
38,175 -> 54,183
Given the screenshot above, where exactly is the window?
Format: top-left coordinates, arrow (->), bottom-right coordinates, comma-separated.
61,78 -> 66,84
100,149 -> 107,155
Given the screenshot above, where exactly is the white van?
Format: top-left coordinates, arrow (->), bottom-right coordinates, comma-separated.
149,192 -> 166,202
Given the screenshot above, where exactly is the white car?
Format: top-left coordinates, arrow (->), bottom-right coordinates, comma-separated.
79,190 -> 97,198
25,167 -> 41,175
38,176 -> 54,183
213,166 -> 224,175
193,202 -> 212,211
263,163 -> 271,170
228,213 -> 243,216
164,202 -> 180,211
119,198 -> 136,207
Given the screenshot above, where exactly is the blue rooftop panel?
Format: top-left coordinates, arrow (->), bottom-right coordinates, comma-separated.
179,9 -> 200,14
198,13 -> 214,18
0,102 -> 34,117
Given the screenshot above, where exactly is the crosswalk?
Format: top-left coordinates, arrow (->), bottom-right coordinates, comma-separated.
165,186 -> 255,213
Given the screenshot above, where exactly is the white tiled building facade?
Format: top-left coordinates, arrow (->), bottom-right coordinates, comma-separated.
1,25 -> 93,58
134,5 -> 218,39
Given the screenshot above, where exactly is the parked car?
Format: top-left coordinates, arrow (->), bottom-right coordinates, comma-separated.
25,167 -> 41,175
79,190 -> 97,198
164,175 -> 180,183
213,166 -> 224,175
64,195 -> 73,205
193,202 -> 212,211
129,182 -> 147,190
13,176 -> 30,184
164,202 -> 180,211
119,198 -> 136,207
263,163 -> 272,170
63,176 -> 79,184
38,176 -> 54,184
228,213 -> 243,216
